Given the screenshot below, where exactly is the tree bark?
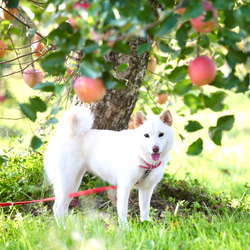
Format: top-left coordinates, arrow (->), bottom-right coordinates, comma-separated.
72,38 -> 151,131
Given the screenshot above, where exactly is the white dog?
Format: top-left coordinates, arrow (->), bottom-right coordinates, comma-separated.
43,106 -> 174,225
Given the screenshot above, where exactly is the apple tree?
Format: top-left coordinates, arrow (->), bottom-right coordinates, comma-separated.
0,0 -> 249,154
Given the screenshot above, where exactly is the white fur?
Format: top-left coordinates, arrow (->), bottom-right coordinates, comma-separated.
43,106 -> 174,225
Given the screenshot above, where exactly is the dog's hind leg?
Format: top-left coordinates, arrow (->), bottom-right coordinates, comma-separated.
53,169 -> 86,222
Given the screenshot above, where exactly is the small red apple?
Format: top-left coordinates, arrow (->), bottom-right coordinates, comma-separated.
188,56 -> 216,86
74,3 -> 90,10
0,94 -> 7,103
0,41 -> 7,59
69,2 -> 90,28
147,56 -> 157,73
0,7 -> 18,20
155,92 -> 169,104
190,1 -> 218,33
31,34 -> 44,57
74,76 -> 106,103
23,68 -> 44,88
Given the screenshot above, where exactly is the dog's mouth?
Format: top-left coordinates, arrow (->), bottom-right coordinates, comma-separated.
151,153 -> 160,161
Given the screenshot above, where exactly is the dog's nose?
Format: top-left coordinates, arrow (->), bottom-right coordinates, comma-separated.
152,146 -> 159,153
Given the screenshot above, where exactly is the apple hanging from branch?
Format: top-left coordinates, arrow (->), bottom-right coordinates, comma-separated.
74,76 -> 106,103
0,41 -> 7,59
190,1 -> 218,33
0,5 -> 18,20
188,56 -> 216,86
69,2 -> 90,28
31,34 -> 44,57
23,69 -> 44,88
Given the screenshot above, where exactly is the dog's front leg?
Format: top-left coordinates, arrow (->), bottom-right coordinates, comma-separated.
116,183 -> 132,226
138,186 -> 155,221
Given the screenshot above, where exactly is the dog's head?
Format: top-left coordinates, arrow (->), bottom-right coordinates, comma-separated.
133,110 -> 174,162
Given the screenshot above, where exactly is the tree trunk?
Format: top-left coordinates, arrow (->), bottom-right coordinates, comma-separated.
72,38 -> 151,131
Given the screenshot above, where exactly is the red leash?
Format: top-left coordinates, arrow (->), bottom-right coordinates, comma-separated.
0,186 -> 117,208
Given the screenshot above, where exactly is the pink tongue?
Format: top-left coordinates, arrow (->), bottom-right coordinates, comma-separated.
151,153 -> 160,161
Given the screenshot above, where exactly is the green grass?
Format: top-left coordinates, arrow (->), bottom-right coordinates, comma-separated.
0,80 -> 250,249
1,208 -> 250,250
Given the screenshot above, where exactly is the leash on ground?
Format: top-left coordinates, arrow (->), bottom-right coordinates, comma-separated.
0,186 -> 117,207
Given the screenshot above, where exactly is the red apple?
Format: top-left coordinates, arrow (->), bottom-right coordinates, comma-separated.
74,3 -> 90,10
188,56 -> 216,86
176,7 -> 186,15
23,68 -> 44,88
74,76 -> 106,103
0,7 -> 18,20
190,1 -> 218,33
31,34 -> 44,57
0,41 -> 7,59
69,2 -> 90,28
147,56 -> 157,73
0,94 -> 7,103
155,92 -> 169,104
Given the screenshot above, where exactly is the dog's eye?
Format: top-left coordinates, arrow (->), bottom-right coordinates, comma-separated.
144,134 -> 150,138
159,133 -> 164,137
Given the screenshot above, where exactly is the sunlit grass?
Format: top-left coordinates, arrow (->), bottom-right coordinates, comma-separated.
1,208 -> 250,250
1,77 -> 250,249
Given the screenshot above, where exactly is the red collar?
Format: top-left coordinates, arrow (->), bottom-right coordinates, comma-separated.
139,160 -> 161,170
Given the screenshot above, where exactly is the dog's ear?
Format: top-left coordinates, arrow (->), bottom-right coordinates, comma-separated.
133,111 -> 147,128
160,110 -> 173,126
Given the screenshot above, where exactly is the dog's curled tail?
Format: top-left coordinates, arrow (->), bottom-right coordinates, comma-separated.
56,106 -> 94,137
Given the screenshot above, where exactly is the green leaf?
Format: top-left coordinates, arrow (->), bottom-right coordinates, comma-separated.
168,66 -> 187,83
187,138 -> 203,155
236,74 -> 250,93
19,103 -> 37,122
151,107 -> 163,115
183,93 -> 203,114
45,117 -> 58,125
79,59 -> 102,79
213,0 -> 234,10
156,13 -> 178,36
209,127 -> 222,145
29,96 -> 47,113
217,115 -> 235,131
137,43 -> 151,56
40,52 -> 66,75
82,40 -> 99,53
117,63 -> 129,73
158,41 -> 175,53
9,27 -> 21,35
176,22 -> 190,48
182,2 -> 203,20
33,82 -> 55,92
103,72 -> 123,89
224,9 -> 236,29
185,120 -> 203,132
0,156 -> 6,165
5,0 -> 19,8
178,133 -> 185,142
173,79 -> 192,95
30,136 -> 43,151
112,41 -> 130,54
55,84 -> 66,96
226,47 -> 247,67
203,91 -> 227,112
198,34 -> 210,48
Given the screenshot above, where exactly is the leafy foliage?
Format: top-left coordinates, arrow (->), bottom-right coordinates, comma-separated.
0,0 -> 249,154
